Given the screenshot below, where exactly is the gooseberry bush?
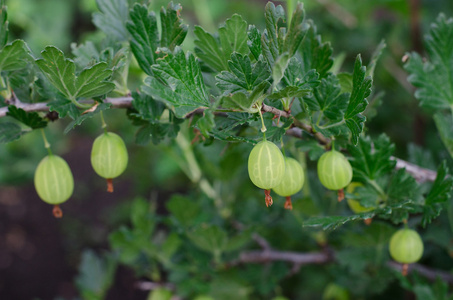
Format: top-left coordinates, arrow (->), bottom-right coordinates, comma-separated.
1,0 -> 453,299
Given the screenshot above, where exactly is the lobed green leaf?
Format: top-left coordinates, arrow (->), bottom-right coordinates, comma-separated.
186,224 -> 228,256
297,20 -> 333,78
160,2 -> 188,51
142,48 -> 209,118
0,40 -> 31,72
405,14 -> 453,110
194,14 -> 248,72
0,122 -> 24,143
216,53 -> 270,95
433,112 -> 453,159
93,0 -> 129,42
344,55 -> 372,145
348,134 -> 396,181
0,0 -> 7,49
127,4 -> 159,76
6,105 -> 47,129
36,46 -> 115,101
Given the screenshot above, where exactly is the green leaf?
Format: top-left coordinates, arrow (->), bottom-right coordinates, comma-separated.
186,224 -> 228,256
223,229 -> 252,252
266,118 -> 293,142
35,75 -> 81,119
71,41 -> 100,67
194,26 -> 228,72
0,1 -> 8,49
261,2 -> 285,67
272,52 -> 290,88
209,112 -> 257,144
422,161 -> 453,226
131,197 -> 153,233
194,14 -> 248,72
64,103 -> 111,134
36,46 -> 115,101
387,169 -> 418,206
127,4 -> 159,76
344,55 -> 372,145
197,110 -> 215,137
0,122 -> 24,143
247,25 -> 261,60
158,233 -> 182,264
6,106 -> 47,129
142,47 -> 210,118
76,62 -> 116,98
297,20 -> 333,78
304,74 -> 348,122
220,93 -> 256,112
261,3 -> 308,69
216,53 -> 270,95
347,135 -> 396,181
283,3 -> 308,57
276,58 -> 319,100
127,2 -> 188,76
93,0 -> 129,42
209,277 -> 251,300
166,195 -> 201,228
268,86 -> 309,100
75,250 -> 117,300
366,40 -> 386,79
130,91 -> 165,122
48,99 -> 80,119
434,112 -> 453,159
219,81 -> 269,113
0,40 -> 31,72
337,73 -> 352,94
135,121 -> 181,145
219,14 -> 249,58
160,2 -> 188,50
425,161 -> 453,205
405,14 -> 453,110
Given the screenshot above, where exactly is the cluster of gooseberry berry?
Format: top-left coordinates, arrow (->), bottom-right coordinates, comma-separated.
33,113 -> 128,218
247,135 -> 352,209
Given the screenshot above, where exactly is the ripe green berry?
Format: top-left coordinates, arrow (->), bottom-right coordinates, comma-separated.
317,149 -> 353,200
273,157 -> 305,210
248,140 -> 285,207
91,132 -> 128,192
34,154 -> 74,217
389,228 -> 423,265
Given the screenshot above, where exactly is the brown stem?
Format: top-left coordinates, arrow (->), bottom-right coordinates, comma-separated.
52,205 -> 63,218
284,196 -> 293,210
402,263 -> 409,276
264,189 -> 273,207
107,178 -> 114,193
0,95 -> 439,184
337,189 -> 345,202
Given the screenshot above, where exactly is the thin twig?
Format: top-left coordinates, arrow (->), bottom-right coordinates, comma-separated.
252,233 -> 272,251
230,249 -> 331,267
392,156 -> 437,183
0,96 -> 134,117
0,96 -> 439,182
286,127 -> 438,183
261,103 -> 331,145
387,261 -> 453,284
